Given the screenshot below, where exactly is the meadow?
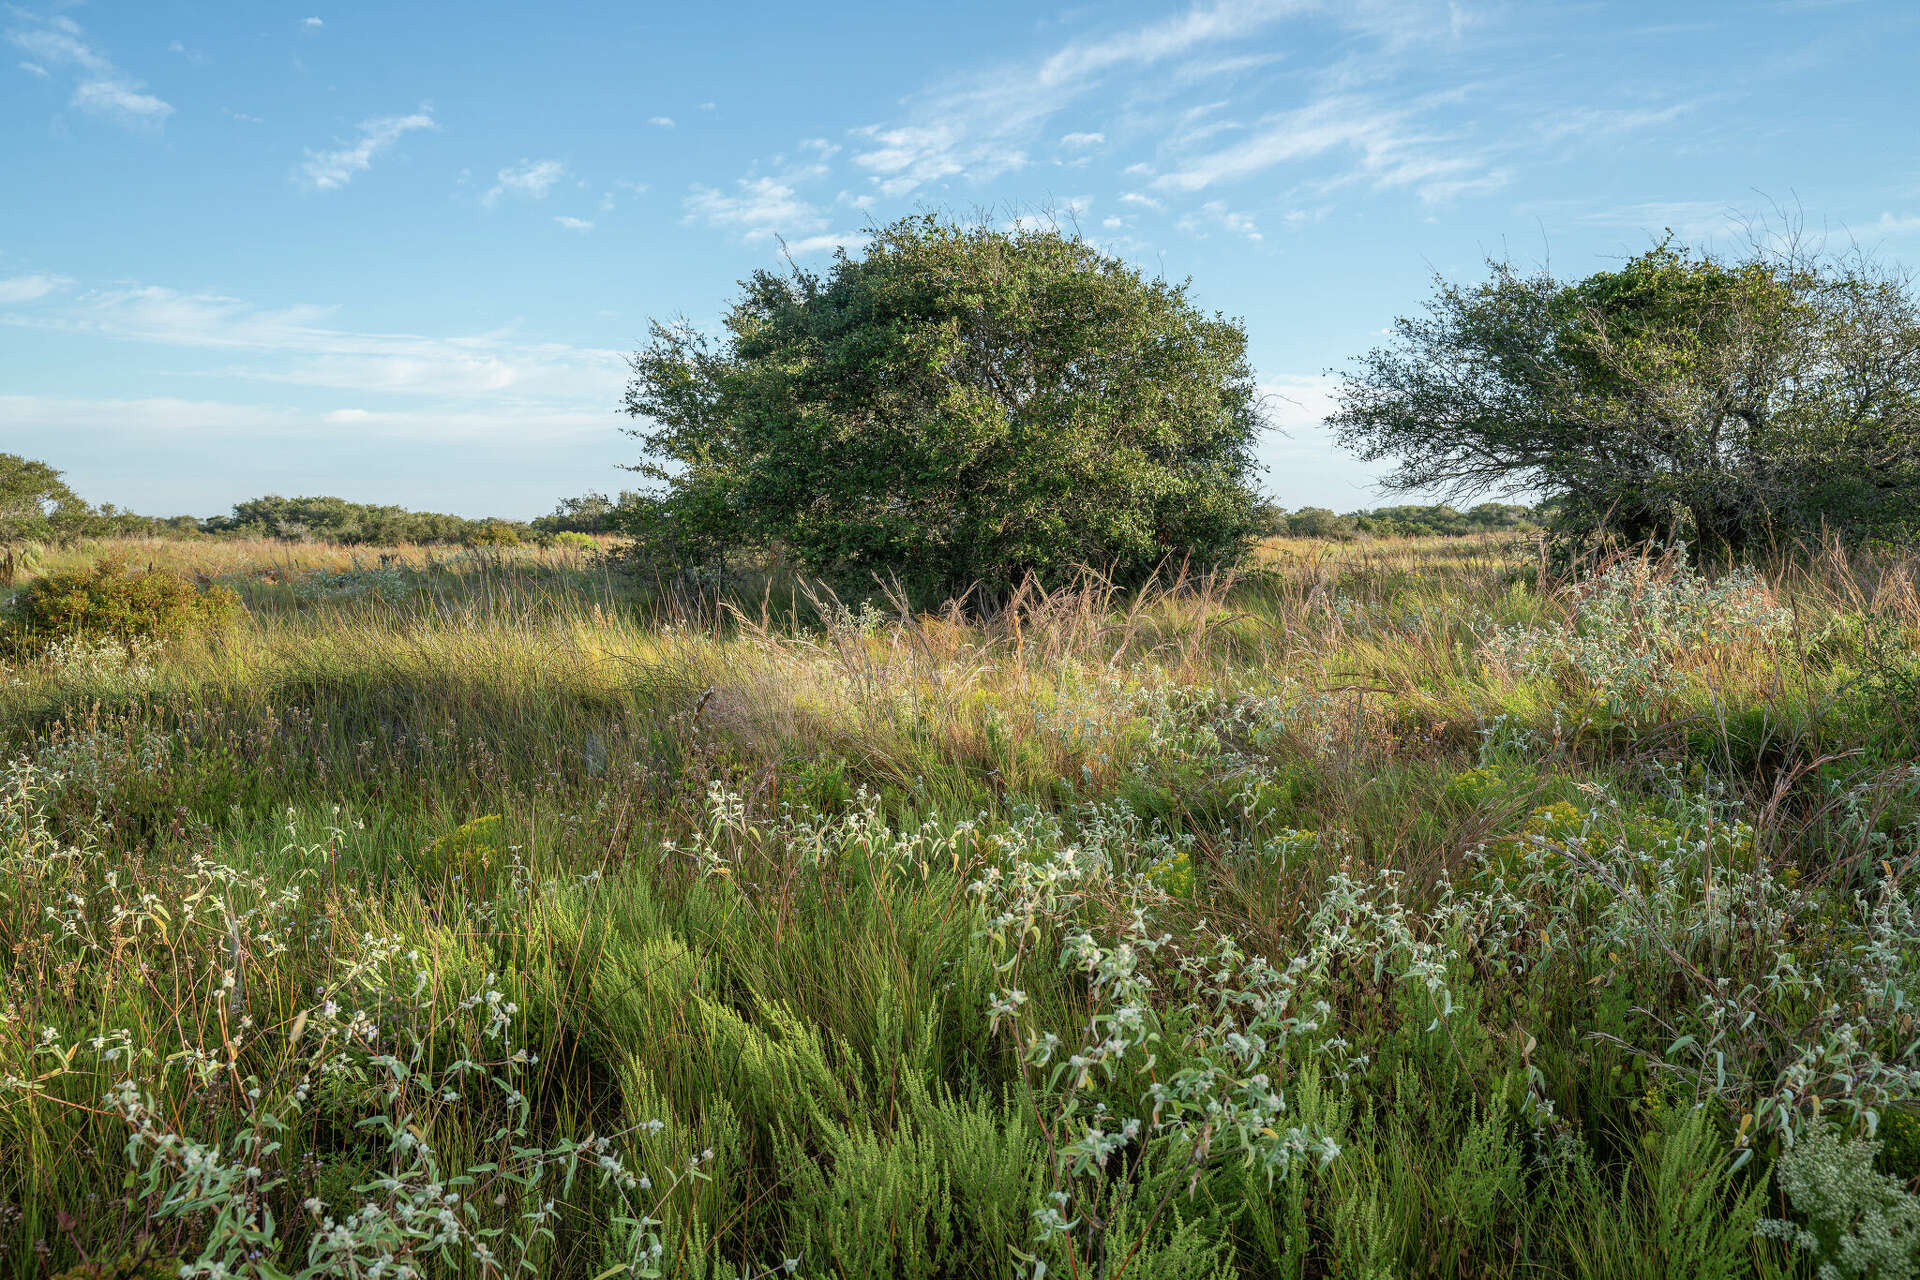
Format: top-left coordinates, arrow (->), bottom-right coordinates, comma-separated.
2,532 -> 1918,1278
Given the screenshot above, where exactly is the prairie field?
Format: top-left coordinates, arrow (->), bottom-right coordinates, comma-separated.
3,533 -> 1919,1278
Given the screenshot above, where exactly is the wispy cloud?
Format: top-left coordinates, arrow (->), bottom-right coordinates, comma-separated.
299,109 -> 437,190
1152,92 -> 1503,204
1536,100 -> 1701,142
0,394 -> 614,445
648,115 -> 674,128
1575,200 -> 1744,243
302,17 -> 324,30
1873,212 -> 1920,235
1178,199 -> 1261,241
17,59 -> 46,76
553,215 -> 594,232
5,10 -> 173,126
1,278 -> 626,404
840,0 -> 1496,225
847,0 -> 1330,199
0,273 -> 72,304
484,159 -> 568,205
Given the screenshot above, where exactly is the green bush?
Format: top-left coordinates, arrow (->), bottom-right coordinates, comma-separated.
464,520 -> 523,547
2,558 -> 241,654
550,530 -> 597,551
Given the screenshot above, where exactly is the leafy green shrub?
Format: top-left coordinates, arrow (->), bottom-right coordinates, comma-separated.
550,530 -> 597,551
2,558 -> 240,655
465,519 -> 523,547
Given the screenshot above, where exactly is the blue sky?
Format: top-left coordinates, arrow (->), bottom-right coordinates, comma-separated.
3,1 -> 1917,519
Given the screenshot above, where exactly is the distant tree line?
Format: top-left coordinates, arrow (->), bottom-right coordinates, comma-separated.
0,456 -> 557,556
1258,501 -> 1542,540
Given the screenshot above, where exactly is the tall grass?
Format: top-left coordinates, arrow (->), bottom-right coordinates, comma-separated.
1,534 -> 1916,1277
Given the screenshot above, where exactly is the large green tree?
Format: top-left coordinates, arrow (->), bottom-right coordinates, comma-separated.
1330,240 -> 1920,553
623,215 -> 1267,598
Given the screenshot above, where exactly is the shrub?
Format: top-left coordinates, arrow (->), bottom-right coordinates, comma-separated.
1759,1121 -> 1920,1279
465,520 -> 523,547
2,558 -> 241,655
551,530 -> 598,551
48,1254 -> 184,1280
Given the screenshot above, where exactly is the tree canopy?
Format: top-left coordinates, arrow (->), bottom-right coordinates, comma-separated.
1330,239 -> 1920,553
0,454 -> 88,550
623,214 -> 1268,598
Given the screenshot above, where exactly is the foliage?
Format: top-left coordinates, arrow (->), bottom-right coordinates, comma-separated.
463,519 -> 522,548
1760,1122 -> 1920,1279
204,495 -> 534,546
2,558 -> 240,655
1332,238 -> 1920,554
1487,551 -> 1793,719
532,492 -> 648,536
0,454 -> 89,551
624,213 -> 1267,598
4,532 -> 1920,1276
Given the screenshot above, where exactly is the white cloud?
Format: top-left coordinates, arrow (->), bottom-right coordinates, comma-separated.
0,278 -> 626,403
784,231 -> 870,256
299,109 -> 436,190
1060,131 -> 1106,147
17,59 -> 46,76
484,158 -> 568,205
1178,199 -> 1261,241
648,115 -> 674,128
0,394 -> 613,444
0,273 -> 71,303
553,215 -> 594,232
70,79 -> 173,121
1873,212 -> 1920,235
1119,191 -> 1163,211
684,174 -> 828,241
6,11 -> 173,126
302,17 -> 324,29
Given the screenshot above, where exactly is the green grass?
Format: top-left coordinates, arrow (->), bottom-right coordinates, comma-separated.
1,534 -> 1917,1278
